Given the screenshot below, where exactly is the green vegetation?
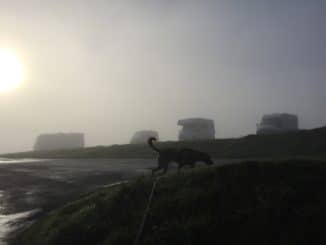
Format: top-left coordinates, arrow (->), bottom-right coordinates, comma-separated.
2,127 -> 326,159
16,160 -> 326,245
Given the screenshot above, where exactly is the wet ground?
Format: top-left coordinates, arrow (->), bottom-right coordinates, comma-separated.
0,158 -> 156,245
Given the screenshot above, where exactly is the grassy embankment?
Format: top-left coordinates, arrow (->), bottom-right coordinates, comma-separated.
2,127 -> 326,159
16,159 -> 326,245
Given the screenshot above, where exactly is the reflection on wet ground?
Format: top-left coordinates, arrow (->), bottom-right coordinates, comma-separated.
0,210 -> 40,245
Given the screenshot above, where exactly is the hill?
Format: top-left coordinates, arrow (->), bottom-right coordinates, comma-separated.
15,159 -> 326,245
2,127 -> 326,159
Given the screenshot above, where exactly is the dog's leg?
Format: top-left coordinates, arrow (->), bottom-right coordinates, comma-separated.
156,158 -> 170,175
162,161 -> 170,175
177,162 -> 184,173
152,166 -> 161,176
177,164 -> 181,173
154,157 -> 169,175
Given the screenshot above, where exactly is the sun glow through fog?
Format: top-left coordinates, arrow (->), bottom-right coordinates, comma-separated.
0,48 -> 24,92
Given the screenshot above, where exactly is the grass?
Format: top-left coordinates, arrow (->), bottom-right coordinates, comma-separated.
15,159 -> 326,245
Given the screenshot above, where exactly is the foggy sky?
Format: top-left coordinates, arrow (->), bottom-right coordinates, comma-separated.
0,0 -> 325,153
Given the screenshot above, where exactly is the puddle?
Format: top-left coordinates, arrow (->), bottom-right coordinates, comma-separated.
0,158 -> 50,165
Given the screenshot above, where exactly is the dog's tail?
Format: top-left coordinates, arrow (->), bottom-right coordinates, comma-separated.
148,137 -> 161,153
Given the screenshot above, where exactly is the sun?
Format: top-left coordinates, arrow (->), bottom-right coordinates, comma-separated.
0,48 -> 24,92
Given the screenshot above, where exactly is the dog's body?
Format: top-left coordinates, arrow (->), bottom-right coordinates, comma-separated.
148,137 -> 213,175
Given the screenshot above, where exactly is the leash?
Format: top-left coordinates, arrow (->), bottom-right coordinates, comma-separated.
133,177 -> 160,245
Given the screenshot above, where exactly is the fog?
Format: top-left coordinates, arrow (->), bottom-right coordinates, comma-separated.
0,0 -> 325,153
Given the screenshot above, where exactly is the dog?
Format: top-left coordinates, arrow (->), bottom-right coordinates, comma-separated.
148,137 -> 214,175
